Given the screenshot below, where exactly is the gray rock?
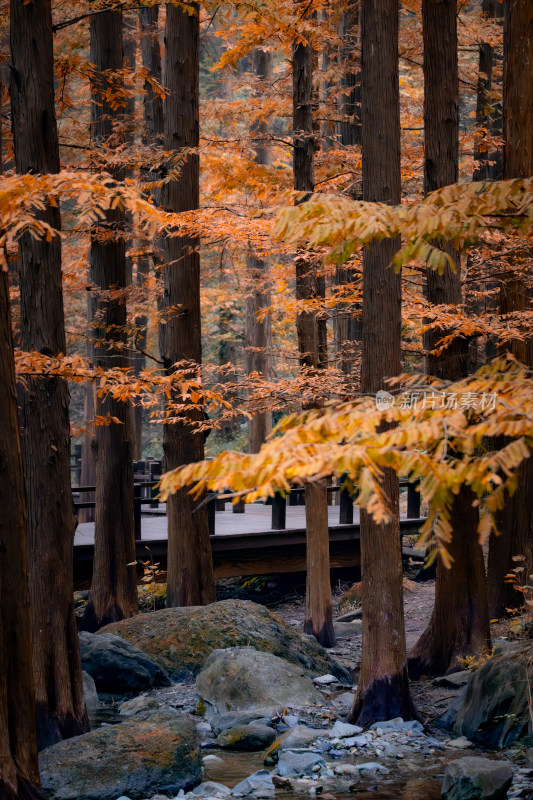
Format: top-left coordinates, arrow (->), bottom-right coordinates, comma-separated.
370,718 -> 424,735
525,748 -> 533,768
276,751 -> 326,777
313,674 -> 337,685
209,709 -> 277,736
196,647 -> 323,714
216,724 -> 276,751
329,720 -> 363,738
79,631 -> 170,695
331,692 -> 355,714
100,600 -> 350,683
448,737 -> 473,749
191,782 -> 230,797
335,609 -> 362,623
39,711 -> 200,800
120,695 -> 160,717
435,686 -> 469,731
452,643 -> 533,748
433,671 -> 472,689
442,757 -> 513,800
279,726 -> 324,751
82,670 -> 99,711
357,763 -> 390,775
344,733 -> 373,747
232,770 -> 275,797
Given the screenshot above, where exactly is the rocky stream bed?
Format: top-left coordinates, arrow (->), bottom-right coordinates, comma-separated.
41,585 -> 533,800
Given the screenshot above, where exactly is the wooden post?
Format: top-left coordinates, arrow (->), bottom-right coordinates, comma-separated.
407,479 -> 421,519
339,476 -> 354,524
233,497 -> 245,514
150,461 -> 161,508
134,483 -> 142,541
216,495 -> 226,511
271,492 -> 286,530
207,492 -> 216,536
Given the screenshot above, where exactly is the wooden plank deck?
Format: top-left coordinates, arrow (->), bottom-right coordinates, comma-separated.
73,503 -> 425,588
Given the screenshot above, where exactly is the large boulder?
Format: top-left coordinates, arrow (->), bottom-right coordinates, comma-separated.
196,647 -> 324,714
79,631 -> 170,694
441,757 -> 513,800
100,600 -> 351,682
448,643 -> 533,748
39,711 -> 201,800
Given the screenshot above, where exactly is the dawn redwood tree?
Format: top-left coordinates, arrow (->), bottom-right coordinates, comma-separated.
347,0 -> 415,725
293,24 -> 334,648
159,1 -> 216,607
334,0 -> 361,377
487,0 -> 533,618
81,7 -> 138,630
473,1 -> 503,182
245,47 -> 273,453
0,270 -> 47,800
132,4 -> 165,458
10,0 -> 88,747
408,0 -> 491,679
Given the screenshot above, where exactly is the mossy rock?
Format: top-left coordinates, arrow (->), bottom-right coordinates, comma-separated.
39,711 -> 200,800
101,599 -> 351,682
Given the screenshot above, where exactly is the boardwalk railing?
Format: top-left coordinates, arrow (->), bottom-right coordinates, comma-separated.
73,471 -> 422,542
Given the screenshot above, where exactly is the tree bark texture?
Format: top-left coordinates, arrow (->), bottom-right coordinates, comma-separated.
134,4 -> 164,457
337,0 -> 361,147
473,1 -> 503,182
159,2 -> 215,607
409,0 -> 491,679
409,488 -> 491,677
81,7 -> 138,631
348,0 -> 415,726
246,48 -> 273,453
0,269 -> 47,800
292,22 -> 334,647
79,289 -> 97,523
10,0 -> 88,748
487,0 -> 533,618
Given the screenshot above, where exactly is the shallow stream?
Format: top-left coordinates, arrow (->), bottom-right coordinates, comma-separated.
202,748 -> 444,799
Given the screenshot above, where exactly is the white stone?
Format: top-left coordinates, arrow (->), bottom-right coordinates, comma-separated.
329,720 -> 364,738
313,674 -> 337,685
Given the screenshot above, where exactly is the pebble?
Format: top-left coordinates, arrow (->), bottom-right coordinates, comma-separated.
329,720 -> 363,738
447,736 -> 473,749
313,674 -> 337,685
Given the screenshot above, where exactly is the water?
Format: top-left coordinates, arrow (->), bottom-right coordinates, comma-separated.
202,749 -> 444,799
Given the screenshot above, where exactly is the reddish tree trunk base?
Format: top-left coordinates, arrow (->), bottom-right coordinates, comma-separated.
0,777 -> 49,800
348,669 -> 416,727
408,487 -> 491,679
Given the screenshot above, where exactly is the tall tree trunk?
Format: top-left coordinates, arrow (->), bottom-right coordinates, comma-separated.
79,292 -> 96,523
334,0 -> 361,378
81,7 -> 138,631
246,47 -> 272,453
348,0 -> 415,725
337,0 -> 361,148
0,270 -> 47,800
10,0 -> 88,748
487,0 -> 533,618
293,26 -> 334,648
473,1 -> 503,182
159,2 -> 216,607
134,4 -> 164,459
408,0 -> 491,679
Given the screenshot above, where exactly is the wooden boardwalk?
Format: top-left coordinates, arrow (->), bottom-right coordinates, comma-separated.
73,502 -> 425,588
